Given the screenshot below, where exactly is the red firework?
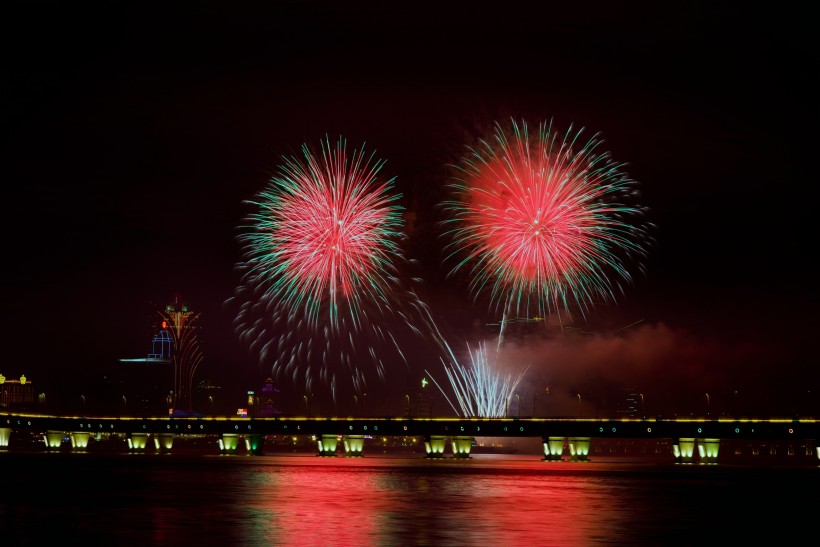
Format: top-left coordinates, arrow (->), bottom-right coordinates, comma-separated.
240,135 -> 405,326
444,118 -> 649,319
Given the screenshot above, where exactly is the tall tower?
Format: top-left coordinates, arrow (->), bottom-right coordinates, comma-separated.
158,293 -> 203,411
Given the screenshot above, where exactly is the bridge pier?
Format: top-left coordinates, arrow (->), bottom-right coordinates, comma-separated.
317,434 -> 339,457
245,434 -> 265,455
424,435 -> 447,458
70,431 -> 90,450
128,432 -> 149,451
451,436 -> 472,458
44,430 -> 64,449
697,438 -> 720,464
218,433 -> 240,453
155,433 -> 174,452
0,427 -> 10,448
542,436 -> 565,461
569,437 -> 590,461
343,435 -> 364,457
673,437 -> 696,463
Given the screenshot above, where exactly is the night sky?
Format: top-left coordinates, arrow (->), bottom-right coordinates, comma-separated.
4,2 -> 817,417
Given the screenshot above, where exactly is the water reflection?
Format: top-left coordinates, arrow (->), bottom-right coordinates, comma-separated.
236,456 -> 675,544
1,452 -> 816,545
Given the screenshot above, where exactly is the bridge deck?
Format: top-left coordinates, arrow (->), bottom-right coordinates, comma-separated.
3,413 -> 819,440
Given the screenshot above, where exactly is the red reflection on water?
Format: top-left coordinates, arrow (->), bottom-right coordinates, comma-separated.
242,455 -> 629,545
245,457 -> 384,544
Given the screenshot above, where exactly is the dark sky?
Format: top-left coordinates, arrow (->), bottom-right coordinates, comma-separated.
3,2 -> 817,416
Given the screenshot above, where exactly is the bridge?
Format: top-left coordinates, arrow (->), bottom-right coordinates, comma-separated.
2,413 -> 818,464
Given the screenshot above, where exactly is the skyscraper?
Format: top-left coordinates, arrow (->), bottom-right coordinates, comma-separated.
157,293 -> 203,411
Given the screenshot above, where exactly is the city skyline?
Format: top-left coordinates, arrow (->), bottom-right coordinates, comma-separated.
3,3 -> 816,417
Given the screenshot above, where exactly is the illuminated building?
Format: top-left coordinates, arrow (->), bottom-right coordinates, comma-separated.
112,293 -> 203,416
157,293 -> 203,411
256,378 -> 282,417
0,373 -> 37,411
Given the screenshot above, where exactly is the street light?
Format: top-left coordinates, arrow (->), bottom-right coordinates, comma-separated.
209,395 -> 214,416
705,393 -> 711,417
303,395 -> 309,417
577,394 -> 582,418
639,393 -> 644,417
515,394 -> 520,417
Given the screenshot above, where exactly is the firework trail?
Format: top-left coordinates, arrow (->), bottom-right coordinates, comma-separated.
442,118 -> 651,337
426,340 -> 528,417
232,135 -> 425,402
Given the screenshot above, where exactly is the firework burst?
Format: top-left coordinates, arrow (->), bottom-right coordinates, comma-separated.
442,118 -> 651,325
232,135 -> 418,400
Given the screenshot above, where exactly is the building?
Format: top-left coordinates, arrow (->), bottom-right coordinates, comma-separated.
404,378 -> 434,418
0,373 -> 38,411
111,293 -> 204,416
254,378 -> 282,417
158,293 -> 204,411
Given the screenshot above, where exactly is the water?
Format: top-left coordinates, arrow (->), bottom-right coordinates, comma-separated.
1,450 -> 817,545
